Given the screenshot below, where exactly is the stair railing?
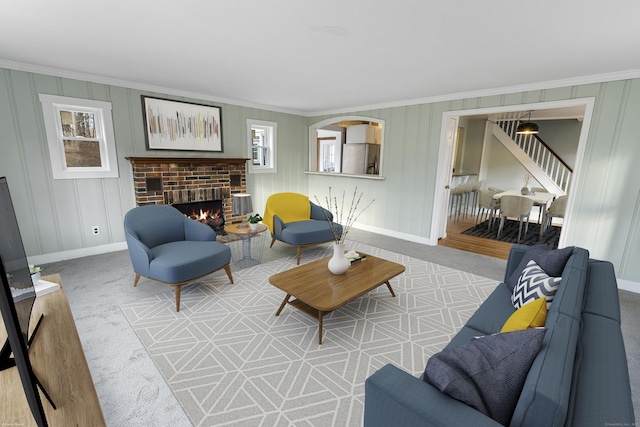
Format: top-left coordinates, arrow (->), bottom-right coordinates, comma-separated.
497,120 -> 573,194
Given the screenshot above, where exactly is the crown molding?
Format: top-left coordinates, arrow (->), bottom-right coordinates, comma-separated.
2,59 -> 640,118
307,69 -> 640,117
0,59 -> 301,116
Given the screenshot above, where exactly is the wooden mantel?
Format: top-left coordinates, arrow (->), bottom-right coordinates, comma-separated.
125,156 -> 250,165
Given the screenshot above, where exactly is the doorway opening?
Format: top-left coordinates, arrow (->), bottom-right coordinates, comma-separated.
431,98 -> 595,258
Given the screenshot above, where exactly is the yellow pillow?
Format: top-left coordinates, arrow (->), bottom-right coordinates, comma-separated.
500,297 -> 547,333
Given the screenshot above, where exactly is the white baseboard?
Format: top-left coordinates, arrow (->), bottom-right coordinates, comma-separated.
352,223 -> 437,245
617,278 -> 640,294
28,242 -> 128,266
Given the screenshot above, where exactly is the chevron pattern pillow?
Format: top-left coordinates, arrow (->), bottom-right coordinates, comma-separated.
512,260 -> 562,309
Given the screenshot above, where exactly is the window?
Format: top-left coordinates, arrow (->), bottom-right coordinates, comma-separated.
317,129 -> 343,172
39,94 -> 118,179
247,119 -> 277,174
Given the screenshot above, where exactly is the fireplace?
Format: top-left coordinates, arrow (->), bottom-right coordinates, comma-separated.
173,200 -> 226,235
124,157 -> 251,231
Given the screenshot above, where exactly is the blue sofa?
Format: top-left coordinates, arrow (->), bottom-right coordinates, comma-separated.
364,244 -> 635,426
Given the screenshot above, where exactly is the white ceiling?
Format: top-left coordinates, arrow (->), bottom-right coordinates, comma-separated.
2,0 -> 640,115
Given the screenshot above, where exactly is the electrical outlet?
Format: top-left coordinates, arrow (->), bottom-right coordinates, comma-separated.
91,226 -> 100,235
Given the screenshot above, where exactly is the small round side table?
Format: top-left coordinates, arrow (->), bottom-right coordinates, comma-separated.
223,223 -> 268,268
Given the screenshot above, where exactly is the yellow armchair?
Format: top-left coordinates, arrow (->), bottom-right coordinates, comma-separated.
264,192 -> 342,264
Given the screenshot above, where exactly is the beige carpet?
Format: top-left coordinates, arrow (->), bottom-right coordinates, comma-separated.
120,242 -> 498,426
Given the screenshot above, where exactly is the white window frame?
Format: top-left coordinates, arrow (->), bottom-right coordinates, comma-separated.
247,119 -> 277,174
317,128 -> 343,173
39,94 -> 118,179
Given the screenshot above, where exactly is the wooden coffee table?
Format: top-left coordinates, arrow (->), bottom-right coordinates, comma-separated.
269,253 -> 405,344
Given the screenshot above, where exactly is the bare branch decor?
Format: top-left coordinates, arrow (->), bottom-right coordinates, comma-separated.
314,186 -> 374,243
141,96 -> 223,152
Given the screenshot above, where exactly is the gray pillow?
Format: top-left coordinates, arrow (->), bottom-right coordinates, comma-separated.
424,328 -> 546,425
507,244 -> 574,291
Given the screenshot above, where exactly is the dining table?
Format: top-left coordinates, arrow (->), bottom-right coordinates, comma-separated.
493,190 -> 556,239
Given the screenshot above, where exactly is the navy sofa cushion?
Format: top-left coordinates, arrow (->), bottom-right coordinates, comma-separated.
565,258 -> 634,426
458,282 -> 515,339
506,244 -> 574,291
582,260 -> 621,322
566,313 -> 635,426
365,364 -> 502,427
509,247 -> 589,427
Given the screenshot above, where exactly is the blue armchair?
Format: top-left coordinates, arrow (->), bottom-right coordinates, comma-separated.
124,205 -> 233,311
263,192 -> 342,264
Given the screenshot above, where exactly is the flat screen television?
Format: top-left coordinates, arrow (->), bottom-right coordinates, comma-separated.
0,176 -> 49,426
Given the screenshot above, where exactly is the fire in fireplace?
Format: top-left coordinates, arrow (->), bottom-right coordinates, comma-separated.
172,200 -> 226,235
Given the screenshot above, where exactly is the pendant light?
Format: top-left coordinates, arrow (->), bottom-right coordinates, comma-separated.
516,111 -> 539,135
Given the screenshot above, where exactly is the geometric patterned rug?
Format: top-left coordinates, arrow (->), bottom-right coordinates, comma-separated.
120,241 -> 498,426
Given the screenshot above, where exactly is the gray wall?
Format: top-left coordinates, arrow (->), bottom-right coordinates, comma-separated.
459,119 -> 486,174
2,66 -> 640,285
484,135 -> 537,191
536,119 -> 581,169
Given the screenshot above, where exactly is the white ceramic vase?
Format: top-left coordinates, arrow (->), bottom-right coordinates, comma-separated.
249,223 -> 258,232
31,272 -> 41,285
328,242 -> 350,275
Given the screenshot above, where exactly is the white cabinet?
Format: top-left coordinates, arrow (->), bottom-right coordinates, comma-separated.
346,124 -> 381,144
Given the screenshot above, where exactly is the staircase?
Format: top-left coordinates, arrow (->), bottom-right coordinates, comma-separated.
491,121 -> 572,195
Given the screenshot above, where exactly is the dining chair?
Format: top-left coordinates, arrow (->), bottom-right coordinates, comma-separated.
544,195 -> 568,231
449,184 -> 464,222
497,195 -> 534,243
469,180 -> 483,216
529,187 -> 550,223
449,183 -> 473,223
475,188 -> 500,229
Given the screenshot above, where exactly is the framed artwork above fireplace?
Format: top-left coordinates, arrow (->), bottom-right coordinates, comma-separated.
141,96 -> 223,152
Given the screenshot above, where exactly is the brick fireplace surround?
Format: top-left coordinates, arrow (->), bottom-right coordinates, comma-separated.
125,157 -> 250,225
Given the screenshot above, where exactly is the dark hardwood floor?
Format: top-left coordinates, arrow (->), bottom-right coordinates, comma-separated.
438,213 -> 512,260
